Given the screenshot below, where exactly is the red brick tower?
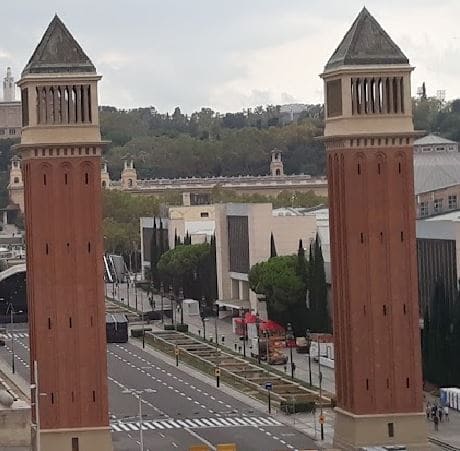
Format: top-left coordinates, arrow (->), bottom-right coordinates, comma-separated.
16,16 -> 113,451
322,9 -> 428,449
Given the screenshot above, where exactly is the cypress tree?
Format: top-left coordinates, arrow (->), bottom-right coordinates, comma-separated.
270,233 -> 277,258
313,233 -> 331,333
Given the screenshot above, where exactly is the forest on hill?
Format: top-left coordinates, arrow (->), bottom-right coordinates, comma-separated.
1,97 -> 460,210
100,104 -> 325,180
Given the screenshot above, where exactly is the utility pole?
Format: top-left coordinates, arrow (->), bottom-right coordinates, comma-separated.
33,360 -> 40,451
137,392 -> 144,451
142,297 -> 145,349
214,303 -> 218,350
9,304 -> 15,374
160,282 -> 164,323
318,337 -> 324,441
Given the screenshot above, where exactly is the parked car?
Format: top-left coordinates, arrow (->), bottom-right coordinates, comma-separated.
268,351 -> 288,365
295,337 -> 310,354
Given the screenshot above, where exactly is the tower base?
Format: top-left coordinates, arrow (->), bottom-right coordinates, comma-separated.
333,407 -> 429,450
36,426 -> 113,451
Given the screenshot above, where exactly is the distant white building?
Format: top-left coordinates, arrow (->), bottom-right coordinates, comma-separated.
414,134 -> 458,153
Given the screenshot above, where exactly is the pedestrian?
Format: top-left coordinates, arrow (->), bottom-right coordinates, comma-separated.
292,362 -> 296,377
439,408 -> 443,423
426,405 -> 430,420
434,414 -> 439,431
444,405 -> 449,422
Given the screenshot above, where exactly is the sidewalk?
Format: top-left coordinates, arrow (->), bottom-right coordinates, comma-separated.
108,282 -> 336,394
425,394 -> 460,449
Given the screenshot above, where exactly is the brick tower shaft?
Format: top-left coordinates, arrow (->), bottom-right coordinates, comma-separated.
322,8 -> 429,449
16,16 -> 113,451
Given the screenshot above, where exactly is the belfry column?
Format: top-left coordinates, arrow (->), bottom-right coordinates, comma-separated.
15,15 -> 113,451
321,8 -> 428,450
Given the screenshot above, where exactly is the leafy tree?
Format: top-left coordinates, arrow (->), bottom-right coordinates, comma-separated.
248,255 -> 308,333
157,243 -> 211,299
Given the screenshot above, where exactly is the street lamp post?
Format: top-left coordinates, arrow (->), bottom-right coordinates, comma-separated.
8,304 -> 15,374
160,282 -> 164,323
242,317 -> 246,358
286,322 -> 295,379
169,285 -> 175,325
306,329 -> 312,386
127,277 -> 130,307
318,337 -> 324,440
178,287 -> 184,325
31,360 -> 48,451
141,295 -> 145,349
121,389 -> 155,451
214,303 -> 219,349
256,313 -> 261,365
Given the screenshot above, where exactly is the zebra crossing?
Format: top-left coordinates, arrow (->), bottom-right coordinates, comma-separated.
111,416 -> 282,432
4,332 -> 29,338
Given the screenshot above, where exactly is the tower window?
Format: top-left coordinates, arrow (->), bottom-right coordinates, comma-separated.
51,393 -> 55,404
72,437 -> 79,451
13,177 -> 19,184
383,305 -> 387,316
403,304 -> 407,315
388,423 -> 394,438
363,305 -> 366,315
45,243 -> 49,255
88,242 -> 91,253
21,88 -> 29,126
48,318 -> 52,329
69,317 -> 72,328
71,392 -> 75,402
90,316 -> 94,327
406,377 -> 410,388
65,174 -> 68,185
400,231 -> 404,242
357,163 -> 361,175
380,231 -> 383,242
386,378 -> 390,389
85,173 -> 89,185
377,163 -> 381,174
360,232 -> 364,244
92,391 -> 96,402
366,379 -> 369,390
398,162 -> 402,173
43,174 -> 47,185
327,79 -> 342,117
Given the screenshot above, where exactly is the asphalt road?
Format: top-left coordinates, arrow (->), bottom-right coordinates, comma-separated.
0,327 -> 318,451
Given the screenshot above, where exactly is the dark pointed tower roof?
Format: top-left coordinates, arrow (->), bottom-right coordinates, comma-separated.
325,7 -> 409,70
22,15 -> 95,76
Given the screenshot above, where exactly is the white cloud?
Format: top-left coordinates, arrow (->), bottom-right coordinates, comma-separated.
1,1 -> 460,111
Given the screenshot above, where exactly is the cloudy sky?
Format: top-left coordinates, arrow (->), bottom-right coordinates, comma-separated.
0,0 -> 458,113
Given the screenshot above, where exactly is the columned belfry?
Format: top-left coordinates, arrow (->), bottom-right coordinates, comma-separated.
322,8 -> 428,449
16,16 -> 113,451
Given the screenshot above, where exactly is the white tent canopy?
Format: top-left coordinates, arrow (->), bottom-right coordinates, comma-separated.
183,299 -> 200,316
